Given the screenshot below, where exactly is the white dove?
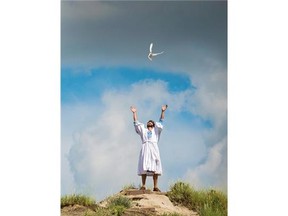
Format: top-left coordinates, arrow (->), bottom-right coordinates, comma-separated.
148,43 -> 164,61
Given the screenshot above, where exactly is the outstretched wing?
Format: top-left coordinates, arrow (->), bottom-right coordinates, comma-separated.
151,51 -> 164,57
149,43 -> 153,52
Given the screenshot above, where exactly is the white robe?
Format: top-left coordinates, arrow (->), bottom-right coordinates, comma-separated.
134,120 -> 163,176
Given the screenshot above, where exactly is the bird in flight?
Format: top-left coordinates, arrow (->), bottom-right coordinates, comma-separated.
148,43 -> 164,61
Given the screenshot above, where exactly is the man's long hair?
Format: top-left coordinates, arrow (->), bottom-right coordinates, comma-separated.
147,120 -> 155,127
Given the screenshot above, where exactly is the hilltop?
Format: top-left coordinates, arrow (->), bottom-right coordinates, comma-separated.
61,188 -> 198,216
61,182 -> 227,216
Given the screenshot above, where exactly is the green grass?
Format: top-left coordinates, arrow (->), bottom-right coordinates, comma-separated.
167,181 -> 227,216
107,195 -> 132,215
61,194 -> 132,216
107,195 -> 132,208
61,194 -> 96,208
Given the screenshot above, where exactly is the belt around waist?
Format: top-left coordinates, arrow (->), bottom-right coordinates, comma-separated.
142,141 -> 155,144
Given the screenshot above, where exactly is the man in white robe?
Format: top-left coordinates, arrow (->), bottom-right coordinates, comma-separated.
130,105 -> 168,192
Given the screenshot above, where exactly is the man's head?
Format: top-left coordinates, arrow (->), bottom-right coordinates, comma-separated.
147,120 -> 155,128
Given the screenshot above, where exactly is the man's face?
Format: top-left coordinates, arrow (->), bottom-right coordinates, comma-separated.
147,121 -> 154,128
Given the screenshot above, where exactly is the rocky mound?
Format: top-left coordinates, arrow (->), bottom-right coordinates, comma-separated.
100,189 -> 198,216
61,189 -> 198,216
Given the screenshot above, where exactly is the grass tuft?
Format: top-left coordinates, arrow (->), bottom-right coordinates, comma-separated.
61,194 -> 96,208
61,194 -> 132,216
107,195 -> 132,215
167,181 -> 194,209
167,181 -> 227,216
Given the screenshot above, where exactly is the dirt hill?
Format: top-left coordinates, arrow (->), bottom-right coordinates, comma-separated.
61,189 -> 198,216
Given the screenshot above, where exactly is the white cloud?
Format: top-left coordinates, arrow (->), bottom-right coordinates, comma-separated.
183,137 -> 227,191
178,62 -> 227,191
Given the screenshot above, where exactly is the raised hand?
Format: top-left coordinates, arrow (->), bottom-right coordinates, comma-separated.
161,104 -> 168,112
130,106 -> 138,121
130,106 -> 137,113
160,105 -> 168,120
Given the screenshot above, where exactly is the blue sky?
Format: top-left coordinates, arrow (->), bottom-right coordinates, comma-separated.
61,0 -> 227,200
61,67 -> 194,102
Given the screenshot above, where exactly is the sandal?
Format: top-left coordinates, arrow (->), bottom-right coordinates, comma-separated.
140,186 -> 146,190
153,187 -> 161,192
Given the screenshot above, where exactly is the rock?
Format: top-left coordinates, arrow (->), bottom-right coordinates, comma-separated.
118,189 -> 198,216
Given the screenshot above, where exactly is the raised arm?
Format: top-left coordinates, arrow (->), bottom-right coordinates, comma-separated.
130,106 -> 138,122
160,104 -> 168,120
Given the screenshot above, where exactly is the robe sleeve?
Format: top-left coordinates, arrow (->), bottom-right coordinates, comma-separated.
155,119 -> 164,133
134,121 -> 145,135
